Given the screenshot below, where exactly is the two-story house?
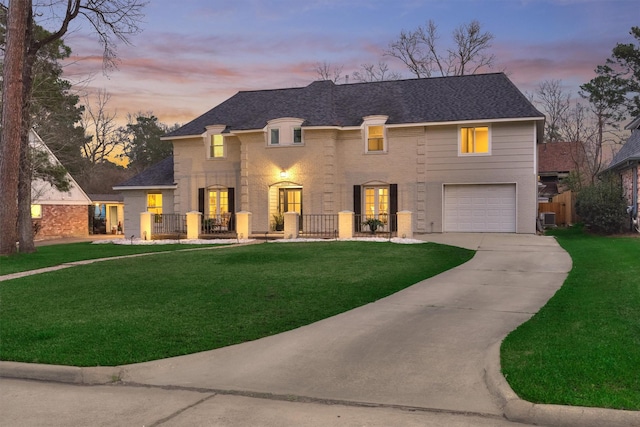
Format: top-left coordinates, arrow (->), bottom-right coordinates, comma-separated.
115,73 -> 544,236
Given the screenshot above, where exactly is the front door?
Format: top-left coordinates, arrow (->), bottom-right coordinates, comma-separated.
279,188 -> 302,229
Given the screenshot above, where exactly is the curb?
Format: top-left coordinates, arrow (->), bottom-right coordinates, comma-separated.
0,361 -> 123,385
484,341 -> 640,427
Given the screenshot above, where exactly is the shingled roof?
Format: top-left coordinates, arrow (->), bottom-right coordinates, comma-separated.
538,141 -> 583,174
113,156 -> 176,189
166,73 -> 544,138
608,117 -> 640,170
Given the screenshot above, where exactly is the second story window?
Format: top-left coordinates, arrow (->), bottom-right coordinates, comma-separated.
362,115 -> 388,154
460,126 -> 490,155
293,127 -> 302,144
367,125 -> 385,152
270,128 -> 280,145
205,125 -> 227,159
210,134 -> 225,158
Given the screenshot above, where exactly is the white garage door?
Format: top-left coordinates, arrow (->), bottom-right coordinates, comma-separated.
444,184 -> 516,232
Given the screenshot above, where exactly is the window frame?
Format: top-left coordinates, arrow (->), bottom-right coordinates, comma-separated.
208,188 -> 229,217
270,128 -> 280,145
147,193 -> 163,215
458,125 -> 491,156
366,125 -> 385,153
209,134 -> 225,158
362,115 -> 389,154
293,127 -> 302,144
205,125 -> 227,160
363,185 -> 389,220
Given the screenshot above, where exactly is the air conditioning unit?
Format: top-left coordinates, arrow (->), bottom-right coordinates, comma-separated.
540,212 -> 556,227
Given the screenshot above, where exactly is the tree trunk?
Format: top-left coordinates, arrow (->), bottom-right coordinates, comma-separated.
18,28 -> 38,254
0,0 -> 30,255
18,129 -> 36,253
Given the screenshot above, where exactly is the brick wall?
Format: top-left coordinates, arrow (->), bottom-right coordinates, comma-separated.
621,169 -> 634,204
35,204 -> 89,239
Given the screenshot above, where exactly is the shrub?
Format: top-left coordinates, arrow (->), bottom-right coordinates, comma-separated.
575,174 -> 627,234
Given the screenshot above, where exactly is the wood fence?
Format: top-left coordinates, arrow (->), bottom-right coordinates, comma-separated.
538,191 -> 577,226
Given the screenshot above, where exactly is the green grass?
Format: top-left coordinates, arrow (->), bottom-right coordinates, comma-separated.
0,242 -> 221,275
501,227 -> 640,410
0,241 -> 473,367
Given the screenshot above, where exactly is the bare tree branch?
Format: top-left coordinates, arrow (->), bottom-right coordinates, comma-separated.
385,19 -> 495,78
535,80 -> 571,142
450,20 -> 495,75
81,88 -> 122,163
352,61 -> 402,82
314,60 -> 343,83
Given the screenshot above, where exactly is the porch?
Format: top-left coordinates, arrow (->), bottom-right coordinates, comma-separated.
141,211 -> 413,241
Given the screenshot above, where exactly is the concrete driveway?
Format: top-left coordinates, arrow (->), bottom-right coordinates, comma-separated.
120,233 -> 571,417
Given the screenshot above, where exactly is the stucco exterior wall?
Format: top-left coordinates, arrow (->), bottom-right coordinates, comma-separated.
120,189 -> 175,238
35,204 -> 88,239
173,136 -> 241,217
169,120 -> 538,234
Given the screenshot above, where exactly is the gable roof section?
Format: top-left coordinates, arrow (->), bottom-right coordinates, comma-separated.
166,73 -> 544,138
538,141 -> 583,174
30,130 -> 92,205
113,156 -> 176,190
608,118 -> 640,170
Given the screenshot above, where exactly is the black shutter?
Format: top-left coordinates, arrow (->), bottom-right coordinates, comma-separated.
228,188 -> 235,231
198,188 -> 205,215
353,185 -> 361,232
390,184 -> 398,232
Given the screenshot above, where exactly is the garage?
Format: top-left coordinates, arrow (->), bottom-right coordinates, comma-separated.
444,184 -> 516,232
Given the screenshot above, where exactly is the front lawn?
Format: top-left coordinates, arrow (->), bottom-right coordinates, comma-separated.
0,241 -> 473,367
501,227 -> 640,410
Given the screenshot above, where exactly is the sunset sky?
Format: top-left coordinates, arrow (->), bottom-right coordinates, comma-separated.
60,0 -> 638,127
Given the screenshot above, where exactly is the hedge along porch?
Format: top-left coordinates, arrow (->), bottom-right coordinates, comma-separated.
139,211 -> 414,241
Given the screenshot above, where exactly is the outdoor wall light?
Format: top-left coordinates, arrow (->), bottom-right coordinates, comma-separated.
280,170 -> 288,179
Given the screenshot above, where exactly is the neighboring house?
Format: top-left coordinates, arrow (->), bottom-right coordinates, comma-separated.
30,130 -> 92,240
537,141 -> 583,200
115,73 -> 544,236
87,194 -> 125,235
606,116 -> 640,228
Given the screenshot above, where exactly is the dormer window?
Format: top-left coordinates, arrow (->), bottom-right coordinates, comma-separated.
367,126 -> 384,151
205,125 -> 226,159
270,128 -> 280,145
266,118 -> 304,146
210,134 -> 225,158
362,115 -> 388,154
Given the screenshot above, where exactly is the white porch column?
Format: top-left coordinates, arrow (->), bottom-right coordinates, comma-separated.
339,211 -> 354,239
284,212 -> 299,239
236,211 -> 252,240
140,212 -> 153,240
186,211 -> 201,240
397,210 -> 413,239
